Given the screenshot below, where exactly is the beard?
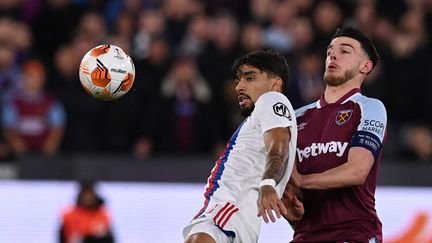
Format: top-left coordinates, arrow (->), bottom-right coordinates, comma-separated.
324,68 -> 356,86
240,104 -> 255,117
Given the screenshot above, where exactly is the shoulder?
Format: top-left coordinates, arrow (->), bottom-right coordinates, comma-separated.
254,91 -> 292,113
256,91 -> 289,104
351,94 -> 387,116
62,207 -> 77,218
252,91 -> 294,119
295,101 -> 319,117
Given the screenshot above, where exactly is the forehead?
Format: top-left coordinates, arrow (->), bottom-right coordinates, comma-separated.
239,64 -> 260,73
238,64 -> 261,76
329,36 -> 362,50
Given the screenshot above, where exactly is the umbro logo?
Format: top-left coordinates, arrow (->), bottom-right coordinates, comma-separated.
273,102 -> 291,119
298,122 -> 307,131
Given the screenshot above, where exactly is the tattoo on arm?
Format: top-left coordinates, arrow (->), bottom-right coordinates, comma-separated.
262,127 -> 291,184
263,151 -> 288,184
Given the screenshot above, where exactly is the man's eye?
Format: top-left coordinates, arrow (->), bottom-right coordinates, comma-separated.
246,77 -> 254,81
341,50 -> 350,54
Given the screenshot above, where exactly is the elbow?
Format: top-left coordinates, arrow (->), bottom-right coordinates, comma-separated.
352,177 -> 366,186
351,171 -> 369,186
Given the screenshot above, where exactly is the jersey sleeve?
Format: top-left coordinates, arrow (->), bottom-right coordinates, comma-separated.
252,91 -> 295,135
48,101 -> 66,127
1,101 -> 17,129
350,98 -> 387,159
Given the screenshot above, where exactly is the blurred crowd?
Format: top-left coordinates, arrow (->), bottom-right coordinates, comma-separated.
0,0 -> 431,161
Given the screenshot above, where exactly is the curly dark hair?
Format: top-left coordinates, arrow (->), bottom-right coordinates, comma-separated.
231,50 -> 290,94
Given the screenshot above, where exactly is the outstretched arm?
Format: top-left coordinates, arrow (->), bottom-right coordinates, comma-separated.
257,127 -> 292,223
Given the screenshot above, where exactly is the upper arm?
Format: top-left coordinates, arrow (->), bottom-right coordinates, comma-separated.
346,99 -> 386,183
263,127 -> 291,156
351,99 -> 387,159
346,146 -> 375,184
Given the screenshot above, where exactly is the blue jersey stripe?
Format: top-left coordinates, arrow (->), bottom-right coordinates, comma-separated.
193,120 -> 246,219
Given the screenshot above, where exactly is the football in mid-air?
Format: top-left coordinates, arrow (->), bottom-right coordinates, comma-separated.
79,44 -> 135,101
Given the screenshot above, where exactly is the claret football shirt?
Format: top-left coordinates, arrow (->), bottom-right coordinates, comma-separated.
293,88 -> 387,242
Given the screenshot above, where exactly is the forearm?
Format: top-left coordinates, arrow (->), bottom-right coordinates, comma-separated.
44,127 -> 64,155
45,127 -> 64,145
300,162 -> 366,190
4,130 -> 25,153
262,128 -> 291,184
263,150 -> 288,184
297,147 -> 375,190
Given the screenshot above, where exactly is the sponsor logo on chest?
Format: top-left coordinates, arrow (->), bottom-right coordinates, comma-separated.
297,141 -> 349,162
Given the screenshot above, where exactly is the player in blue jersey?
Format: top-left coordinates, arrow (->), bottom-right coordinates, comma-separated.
282,27 -> 387,242
183,50 -> 298,243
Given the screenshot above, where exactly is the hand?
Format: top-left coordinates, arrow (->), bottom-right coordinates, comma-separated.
290,165 -> 303,188
257,185 -> 287,223
281,183 -> 304,222
43,140 -> 58,157
133,138 -> 153,158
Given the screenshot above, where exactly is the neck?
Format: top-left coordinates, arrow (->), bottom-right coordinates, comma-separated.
323,78 -> 362,104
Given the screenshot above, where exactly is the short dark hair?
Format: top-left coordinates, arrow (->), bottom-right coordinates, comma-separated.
231,50 -> 290,94
332,27 -> 380,68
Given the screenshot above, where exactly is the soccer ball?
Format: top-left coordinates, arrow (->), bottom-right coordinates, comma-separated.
79,44 -> 135,101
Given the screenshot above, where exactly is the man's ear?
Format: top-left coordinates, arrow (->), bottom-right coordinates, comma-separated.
360,60 -> 373,74
272,77 -> 283,92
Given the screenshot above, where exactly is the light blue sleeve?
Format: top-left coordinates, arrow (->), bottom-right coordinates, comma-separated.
356,98 -> 387,142
351,97 -> 387,159
1,103 -> 17,128
48,102 -> 66,127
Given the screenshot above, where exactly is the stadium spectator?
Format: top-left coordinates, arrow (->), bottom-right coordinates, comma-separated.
197,12 -> 240,141
262,0 -> 297,54
133,9 -> 166,60
50,43 -> 101,152
178,14 -> 211,57
154,56 -> 217,154
311,0 -> 345,57
1,59 -> 65,158
59,181 -> 114,243
0,20 -> 21,97
239,22 -> 263,53
287,48 -> 325,109
132,37 -> 171,158
31,0 -> 84,60
378,7 -> 432,161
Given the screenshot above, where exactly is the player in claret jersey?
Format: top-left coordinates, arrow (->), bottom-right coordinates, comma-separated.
282,27 -> 387,243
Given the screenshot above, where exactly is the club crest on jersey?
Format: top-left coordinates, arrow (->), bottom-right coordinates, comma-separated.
273,102 -> 291,119
336,109 -> 353,125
